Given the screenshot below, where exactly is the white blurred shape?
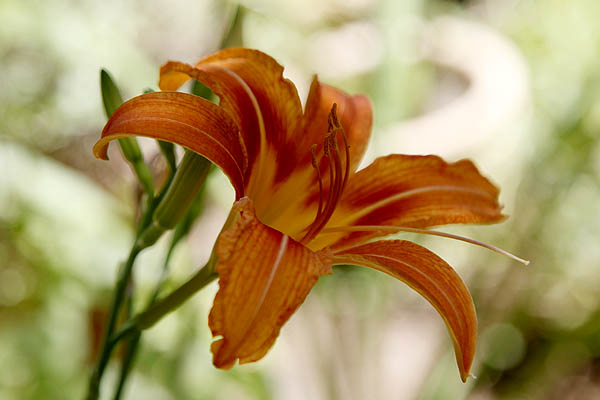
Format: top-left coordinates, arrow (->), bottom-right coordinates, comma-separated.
378,314 -> 443,399
380,16 -> 530,159
309,22 -> 382,79
135,0 -> 226,63
0,142 -> 131,285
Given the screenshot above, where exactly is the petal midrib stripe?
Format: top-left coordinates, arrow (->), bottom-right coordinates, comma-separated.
339,185 -> 497,223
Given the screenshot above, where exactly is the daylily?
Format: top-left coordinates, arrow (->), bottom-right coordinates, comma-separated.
94,48 -> 525,381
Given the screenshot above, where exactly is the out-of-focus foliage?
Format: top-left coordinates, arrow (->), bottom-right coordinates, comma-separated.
1,0 -> 600,399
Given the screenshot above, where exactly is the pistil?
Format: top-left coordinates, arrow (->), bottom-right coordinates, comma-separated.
321,225 -> 530,265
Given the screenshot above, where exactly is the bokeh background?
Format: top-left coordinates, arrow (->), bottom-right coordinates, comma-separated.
2,0 -> 600,399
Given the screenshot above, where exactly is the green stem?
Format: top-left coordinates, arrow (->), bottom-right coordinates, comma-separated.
112,333 -> 141,400
88,151 -> 211,400
141,260 -> 217,329
86,244 -> 141,400
112,231 -> 180,400
127,156 -> 155,197
112,266 -> 140,400
111,259 -> 218,346
157,140 -> 177,173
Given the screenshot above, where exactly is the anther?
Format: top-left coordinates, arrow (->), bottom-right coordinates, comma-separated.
310,144 -> 324,221
329,103 -> 340,129
323,136 -> 331,157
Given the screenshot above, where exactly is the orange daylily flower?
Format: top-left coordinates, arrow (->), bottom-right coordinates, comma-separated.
94,48 -> 524,381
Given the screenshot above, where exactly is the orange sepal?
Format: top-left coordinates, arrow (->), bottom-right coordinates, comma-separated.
332,240 -> 477,382
209,198 -> 332,369
316,154 -> 505,251
93,91 -> 246,198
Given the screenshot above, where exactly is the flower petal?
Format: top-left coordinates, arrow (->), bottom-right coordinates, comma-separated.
209,198 -> 332,369
160,59 -> 264,182
160,49 -> 305,195
198,48 -> 303,180
312,154 -> 505,250
301,76 -> 372,173
332,240 -> 477,382
93,91 -> 246,198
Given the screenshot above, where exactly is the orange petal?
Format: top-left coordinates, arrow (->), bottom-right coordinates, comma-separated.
160,59 -> 262,181
332,240 -> 477,382
300,76 -> 372,174
197,49 -> 303,168
209,198 -> 332,369
93,91 -> 246,199
160,49 -> 305,191
313,154 -> 505,251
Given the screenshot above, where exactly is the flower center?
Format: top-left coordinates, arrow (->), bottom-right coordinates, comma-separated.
300,104 -> 350,245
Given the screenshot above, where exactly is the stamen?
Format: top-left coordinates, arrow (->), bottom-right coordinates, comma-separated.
340,129 -> 350,193
327,134 -> 343,212
310,144 -> 324,221
321,225 -> 530,265
329,106 -> 350,194
301,104 -> 350,245
323,104 -> 349,217
301,139 -> 336,243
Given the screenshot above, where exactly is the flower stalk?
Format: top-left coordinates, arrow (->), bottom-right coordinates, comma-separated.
88,82 -> 213,399
86,151 -> 212,399
112,185 -> 209,400
109,258 -> 218,348
86,245 -> 140,400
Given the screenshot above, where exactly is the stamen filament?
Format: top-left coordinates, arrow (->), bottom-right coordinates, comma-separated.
322,225 -> 529,265
301,103 -> 351,245
310,144 -> 324,221
340,129 -> 350,193
301,139 -> 337,243
328,135 -> 343,210
329,104 -> 350,194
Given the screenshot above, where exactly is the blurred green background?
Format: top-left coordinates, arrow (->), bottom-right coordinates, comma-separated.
2,0 -> 600,399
